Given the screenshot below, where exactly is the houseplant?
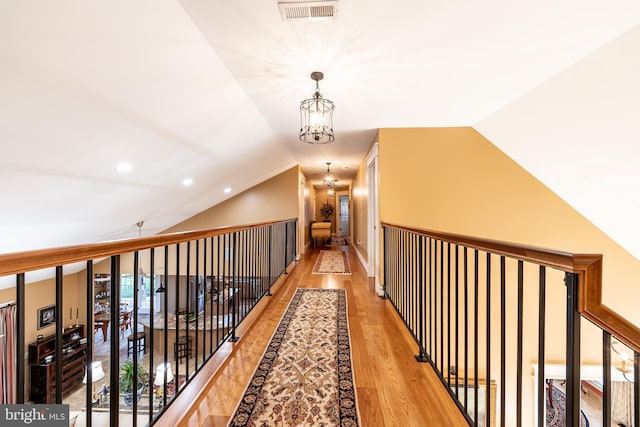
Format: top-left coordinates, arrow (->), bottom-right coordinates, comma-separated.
119,359 -> 148,405
320,201 -> 334,221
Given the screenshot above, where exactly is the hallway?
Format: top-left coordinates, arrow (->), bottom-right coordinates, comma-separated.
172,243 -> 468,426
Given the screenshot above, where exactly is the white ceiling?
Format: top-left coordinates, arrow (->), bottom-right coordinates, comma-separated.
1,1 -> 639,262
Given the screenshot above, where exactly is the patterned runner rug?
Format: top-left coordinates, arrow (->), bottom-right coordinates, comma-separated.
228,288 -> 359,427
312,250 -> 351,275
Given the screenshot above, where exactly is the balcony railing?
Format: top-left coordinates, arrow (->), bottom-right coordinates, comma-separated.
382,222 -> 639,427
0,218 -> 297,427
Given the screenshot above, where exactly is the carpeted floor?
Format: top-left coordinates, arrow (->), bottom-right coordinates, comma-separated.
228,288 -> 359,426
312,250 -> 351,275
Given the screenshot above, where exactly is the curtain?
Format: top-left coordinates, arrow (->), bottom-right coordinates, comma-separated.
612,380 -> 633,427
0,304 -> 16,404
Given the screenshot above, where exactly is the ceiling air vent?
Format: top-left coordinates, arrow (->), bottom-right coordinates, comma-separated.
278,1 -> 338,21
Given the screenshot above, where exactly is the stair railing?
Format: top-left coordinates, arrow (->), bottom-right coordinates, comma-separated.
0,218 -> 297,427
382,222 -> 639,427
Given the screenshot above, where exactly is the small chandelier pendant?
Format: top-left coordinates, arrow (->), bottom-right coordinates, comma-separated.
300,71 -> 335,144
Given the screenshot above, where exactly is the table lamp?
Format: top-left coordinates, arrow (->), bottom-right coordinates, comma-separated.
154,363 -> 174,386
83,361 -> 106,403
154,363 -> 174,404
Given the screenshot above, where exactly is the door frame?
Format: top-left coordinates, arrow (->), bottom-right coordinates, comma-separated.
336,191 -> 349,238
366,143 -> 382,296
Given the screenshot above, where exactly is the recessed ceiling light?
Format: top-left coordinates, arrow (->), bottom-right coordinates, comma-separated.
224,187 -> 232,194
182,178 -> 194,187
115,163 -> 133,173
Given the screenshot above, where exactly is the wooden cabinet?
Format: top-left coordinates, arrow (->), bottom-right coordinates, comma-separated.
29,325 -> 87,403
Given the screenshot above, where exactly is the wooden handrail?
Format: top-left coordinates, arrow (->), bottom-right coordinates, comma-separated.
382,223 -> 640,354
0,219 -> 295,277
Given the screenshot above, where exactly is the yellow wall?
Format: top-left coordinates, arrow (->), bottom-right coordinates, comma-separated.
378,127 -> 640,324
164,166 -> 299,233
351,155 -> 369,262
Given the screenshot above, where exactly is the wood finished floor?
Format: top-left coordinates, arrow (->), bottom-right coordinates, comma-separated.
171,244 -> 467,427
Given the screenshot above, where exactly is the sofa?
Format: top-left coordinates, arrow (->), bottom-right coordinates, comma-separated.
311,222 -> 331,246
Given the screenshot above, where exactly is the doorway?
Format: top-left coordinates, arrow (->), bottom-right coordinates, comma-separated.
338,194 -> 349,237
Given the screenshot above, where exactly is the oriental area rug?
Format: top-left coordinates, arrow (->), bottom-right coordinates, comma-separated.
228,288 -> 359,427
312,250 -> 351,275
545,382 -> 589,427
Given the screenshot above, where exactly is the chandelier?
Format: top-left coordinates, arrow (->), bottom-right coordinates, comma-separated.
300,71 -> 335,144
323,162 -> 336,187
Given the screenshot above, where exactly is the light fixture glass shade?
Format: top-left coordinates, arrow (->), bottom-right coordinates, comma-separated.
323,171 -> 334,185
300,72 -> 334,144
323,162 -> 336,187
154,363 -> 174,386
83,361 -> 105,384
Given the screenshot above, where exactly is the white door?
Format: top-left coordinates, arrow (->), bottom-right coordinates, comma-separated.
339,195 -> 349,237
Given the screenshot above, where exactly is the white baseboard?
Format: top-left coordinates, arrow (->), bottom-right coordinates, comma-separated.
352,242 -> 368,273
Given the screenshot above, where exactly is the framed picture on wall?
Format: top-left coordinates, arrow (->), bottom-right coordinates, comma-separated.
37,304 -> 56,329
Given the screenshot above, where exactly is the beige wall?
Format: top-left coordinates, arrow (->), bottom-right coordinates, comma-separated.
303,175 -> 314,247
0,273 -> 87,347
378,126 -> 640,425
164,166 -> 300,233
0,268 -> 88,392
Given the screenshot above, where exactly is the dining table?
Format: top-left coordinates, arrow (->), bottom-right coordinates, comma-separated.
94,308 -> 133,342
94,312 -> 110,342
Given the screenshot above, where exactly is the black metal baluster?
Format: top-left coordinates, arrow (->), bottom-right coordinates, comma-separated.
163,246 -> 169,407
416,235 -> 427,362
148,248 -> 154,425
428,238 -> 432,360
633,351 -> 639,427
447,242 -> 451,386
537,266 -> 546,427
85,262 -> 93,427
602,331 -> 611,427
500,256 -> 506,427
185,241 -> 190,377
133,251 -> 139,426
474,250 -> 478,424
464,247 -> 468,411
440,240 -> 444,376
55,265 -> 63,404
196,240 -> 201,365
516,260 -> 524,427
455,245 -> 459,399
486,253 -> 491,427
267,226 -> 272,296
565,272 -> 581,427
16,273 -> 25,404
175,243 -> 181,379
230,232 -> 239,342
110,256 -> 121,427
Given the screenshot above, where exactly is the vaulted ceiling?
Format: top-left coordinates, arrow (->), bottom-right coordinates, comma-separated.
1,1 -> 639,260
